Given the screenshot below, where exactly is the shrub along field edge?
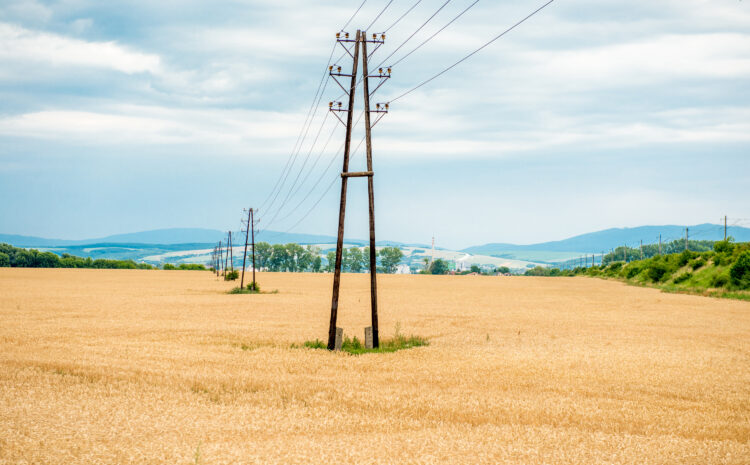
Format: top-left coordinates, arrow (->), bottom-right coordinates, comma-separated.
524,240 -> 750,301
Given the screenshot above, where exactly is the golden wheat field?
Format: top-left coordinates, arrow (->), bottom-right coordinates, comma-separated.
1,268 -> 749,464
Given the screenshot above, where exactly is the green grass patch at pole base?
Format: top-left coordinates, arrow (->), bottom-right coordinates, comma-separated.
227,282 -> 277,294
292,335 -> 429,355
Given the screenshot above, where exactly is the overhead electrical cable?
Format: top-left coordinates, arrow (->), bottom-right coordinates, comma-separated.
389,0 -> 556,103
366,0 -> 396,31
257,41 -> 337,214
259,60 -> 336,218
260,111 -> 337,230
258,0 -> 372,216
382,0 -> 423,33
261,135 -> 368,240
373,0 -> 453,69
341,0 -> 368,31
390,0 -> 480,67
261,111 -> 365,231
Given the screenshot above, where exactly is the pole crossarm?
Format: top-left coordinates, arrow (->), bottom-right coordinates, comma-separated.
341,171 -> 374,178
328,102 -> 350,127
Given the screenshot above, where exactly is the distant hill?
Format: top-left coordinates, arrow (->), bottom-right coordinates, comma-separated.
0,228 -> 425,248
3,224 -> 747,266
463,224 -> 750,259
0,229 -> 227,247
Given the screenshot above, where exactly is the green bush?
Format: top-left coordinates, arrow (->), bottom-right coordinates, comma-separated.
673,272 -> 692,284
178,263 -> 207,271
729,251 -> 750,289
646,262 -> 669,282
712,273 -> 729,288
607,262 -> 623,273
0,252 -> 9,267
713,240 -> 734,254
224,270 -> 239,281
690,258 -> 706,270
163,263 -> 176,270
624,264 -> 642,279
678,250 -> 694,267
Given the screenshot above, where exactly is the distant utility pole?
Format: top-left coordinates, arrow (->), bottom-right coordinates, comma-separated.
327,29 -> 389,350
219,240 -> 224,276
685,227 -> 689,252
725,215 -> 728,241
659,235 -> 662,255
240,208 -> 258,291
430,236 -> 435,267
640,240 -> 643,260
623,244 -> 627,263
216,244 -> 221,275
228,231 -> 234,272
224,233 -> 230,274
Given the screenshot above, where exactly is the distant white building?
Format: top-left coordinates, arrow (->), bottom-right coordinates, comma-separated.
455,255 -> 472,272
395,264 -> 411,274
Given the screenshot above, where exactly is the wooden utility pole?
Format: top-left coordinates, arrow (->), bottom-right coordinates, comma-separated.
361,33 -> 380,348
224,233 -> 230,274
326,30 -> 388,350
241,208 -> 252,289
685,227 -> 689,252
725,215 -> 728,241
251,209 -> 257,290
219,240 -> 224,276
228,231 -> 234,272
328,30 -> 361,351
640,240 -> 643,260
659,234 -> 662,255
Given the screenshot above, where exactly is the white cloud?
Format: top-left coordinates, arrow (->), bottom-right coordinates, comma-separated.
0,0 -> 52,25
0,105 -> 306,154
69,18 -> 93,35
523,33 -> 750,88
0,22 -> 161,74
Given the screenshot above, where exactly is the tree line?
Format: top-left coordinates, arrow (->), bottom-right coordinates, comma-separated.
600,239 -> 715,266
525,239 -> 750,293
0,243 -> 155,269
252,242 -> 404,273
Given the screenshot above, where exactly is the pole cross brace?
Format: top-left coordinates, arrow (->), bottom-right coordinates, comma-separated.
341,171 -> 374,178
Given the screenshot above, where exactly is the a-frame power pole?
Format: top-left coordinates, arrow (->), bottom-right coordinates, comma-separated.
327,30 -> 389,350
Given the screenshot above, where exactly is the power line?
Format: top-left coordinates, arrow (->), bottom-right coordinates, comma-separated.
389,0 -> 556,103
341,0 -> 368,31
375,0 -> 454,69
383,0 -> 423,33
256,78 -> 364,231
286,118 -> 342,201
260,111 -> 337,231
390,0 -> 480,67
366,0 -> 396,31
261,112 -> 366,233
260,70 -> 335,217
261,135 -> 368,241
259,0 -> 375,215
258,42 -> 337,213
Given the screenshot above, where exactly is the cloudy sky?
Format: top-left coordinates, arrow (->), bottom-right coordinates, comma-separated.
1,0 -> 748,249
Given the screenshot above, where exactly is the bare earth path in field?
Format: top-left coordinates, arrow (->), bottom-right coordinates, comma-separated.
1,269 -> 748,464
